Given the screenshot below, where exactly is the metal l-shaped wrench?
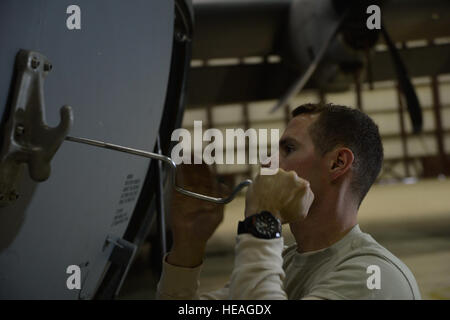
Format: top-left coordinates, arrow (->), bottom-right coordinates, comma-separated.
65,136 -> 252,204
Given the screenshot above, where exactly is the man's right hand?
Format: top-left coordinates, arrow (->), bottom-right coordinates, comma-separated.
244,168 -> 314,224
167,162 -> 225,268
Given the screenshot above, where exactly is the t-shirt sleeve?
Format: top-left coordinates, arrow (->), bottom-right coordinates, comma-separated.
307,255 -> 418,300
228,234 -> 287,300
157,234 -> 287,300
156,254 -> 229,300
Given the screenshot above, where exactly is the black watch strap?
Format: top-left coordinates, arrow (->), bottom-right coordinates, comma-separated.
238,211 -> 282,239
237,217 -> 252,235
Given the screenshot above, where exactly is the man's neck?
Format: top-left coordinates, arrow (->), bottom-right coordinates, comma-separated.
289,194 -> 358,253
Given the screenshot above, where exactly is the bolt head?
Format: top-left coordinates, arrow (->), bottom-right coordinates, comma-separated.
31,58 -> 40,69
44,63 -> 52,72
15,125 -> 25,136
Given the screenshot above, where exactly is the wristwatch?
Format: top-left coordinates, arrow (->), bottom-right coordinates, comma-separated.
238,211 -> 282,239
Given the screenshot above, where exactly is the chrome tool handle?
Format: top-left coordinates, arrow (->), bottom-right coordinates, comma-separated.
65,136 -> 252,204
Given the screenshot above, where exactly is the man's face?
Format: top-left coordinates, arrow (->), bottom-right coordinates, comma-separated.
278,114 -> 326,198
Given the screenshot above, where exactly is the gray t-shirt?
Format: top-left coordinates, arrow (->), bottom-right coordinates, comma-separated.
282,224 -> 421,299
157,224 -> 421,300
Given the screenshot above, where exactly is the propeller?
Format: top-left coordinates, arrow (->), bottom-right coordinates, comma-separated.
269,11 -> 348,113
270,1 -> 423,134
381,24 -> 423,133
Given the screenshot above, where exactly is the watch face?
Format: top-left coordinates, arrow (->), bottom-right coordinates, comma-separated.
254,212 -> 281,238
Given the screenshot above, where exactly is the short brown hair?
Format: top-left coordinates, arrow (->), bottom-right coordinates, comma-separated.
292,103 -> 384,205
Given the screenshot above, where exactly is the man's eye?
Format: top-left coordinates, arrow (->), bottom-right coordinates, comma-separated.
284,145 -> 295,154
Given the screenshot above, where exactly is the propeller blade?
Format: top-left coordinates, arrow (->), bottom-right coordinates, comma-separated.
381,25 -> 423,133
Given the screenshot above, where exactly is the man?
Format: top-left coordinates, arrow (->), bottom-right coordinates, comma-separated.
157,103 -> 421,300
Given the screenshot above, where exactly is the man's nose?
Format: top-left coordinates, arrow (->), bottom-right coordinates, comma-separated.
276,151 -> 288,170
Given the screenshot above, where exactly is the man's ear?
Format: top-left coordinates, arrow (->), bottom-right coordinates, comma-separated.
329,147 -> 354,181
